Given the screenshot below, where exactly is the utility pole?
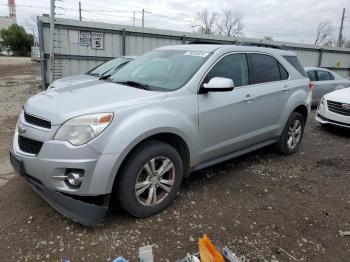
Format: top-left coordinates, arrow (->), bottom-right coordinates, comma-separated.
142,9 -> 144,28
337,8 -> 345,47
50,0 -> 55,62
133,11 -> 135,26
49,0 -> 55,83
79,1 -> 82,21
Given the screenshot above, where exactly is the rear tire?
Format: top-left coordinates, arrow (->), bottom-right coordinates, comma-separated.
275,112 -> 305,155
115,140 -> 183,218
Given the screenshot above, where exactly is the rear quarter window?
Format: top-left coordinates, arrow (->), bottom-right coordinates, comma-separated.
283,55 -> 307,78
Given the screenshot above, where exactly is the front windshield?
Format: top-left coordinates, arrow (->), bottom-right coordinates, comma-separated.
110,50 -> 212,91
88,57 -> 131,77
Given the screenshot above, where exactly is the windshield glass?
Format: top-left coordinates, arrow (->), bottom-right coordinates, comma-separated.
88,57 -> 131,77
110,50 -> 212,91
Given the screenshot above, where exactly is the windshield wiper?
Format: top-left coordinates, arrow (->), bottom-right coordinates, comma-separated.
115,80 -> 150,90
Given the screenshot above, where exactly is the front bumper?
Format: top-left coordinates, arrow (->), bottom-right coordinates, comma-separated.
316,100 -> 350,129
10,149 -> 109,227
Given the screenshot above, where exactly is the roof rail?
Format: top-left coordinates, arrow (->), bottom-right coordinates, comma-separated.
239,42 -> 285,49
185,39 -> 238,45
185,39 -> 286,50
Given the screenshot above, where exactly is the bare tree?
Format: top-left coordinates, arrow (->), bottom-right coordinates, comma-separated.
217,10 -> 243,37
344,39 -> 350,48
196,9 -> 218,34
314,20 -> 333,45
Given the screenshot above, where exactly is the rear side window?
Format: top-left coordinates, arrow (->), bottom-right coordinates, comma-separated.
250,54 -> 281,84
307,70 -> 317,81
204,54 -> 249,87
317,70 -> 331,81
283,55 -> 307,77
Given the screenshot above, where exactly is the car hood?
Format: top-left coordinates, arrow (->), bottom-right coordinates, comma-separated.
325,88 -> 350,103
25,82 -> 167,125
50,74 -> 98,89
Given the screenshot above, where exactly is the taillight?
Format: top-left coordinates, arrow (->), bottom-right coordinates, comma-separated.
308,81 -> 314,90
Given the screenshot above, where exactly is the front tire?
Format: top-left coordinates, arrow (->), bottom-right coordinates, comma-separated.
116,140 -> 183,218
275,112 -> 305,155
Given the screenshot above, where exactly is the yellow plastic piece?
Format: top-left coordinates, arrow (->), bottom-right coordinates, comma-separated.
198,235 -> 225,262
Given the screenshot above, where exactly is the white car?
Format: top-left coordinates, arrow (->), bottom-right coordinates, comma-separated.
316,88 -> 350,128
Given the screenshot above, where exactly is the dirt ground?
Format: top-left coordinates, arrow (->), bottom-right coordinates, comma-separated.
0,57 -> 349,262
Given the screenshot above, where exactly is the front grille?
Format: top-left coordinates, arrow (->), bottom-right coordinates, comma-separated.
327,100 -> 350,116
18,136 -> 43,155
24,112 -> 51,129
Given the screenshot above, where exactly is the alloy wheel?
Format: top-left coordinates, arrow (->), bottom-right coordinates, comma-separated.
135,156 -> 176,206
287,119 -> 302,149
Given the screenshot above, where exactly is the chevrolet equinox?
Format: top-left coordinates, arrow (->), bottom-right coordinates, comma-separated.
10,45 -> 311,226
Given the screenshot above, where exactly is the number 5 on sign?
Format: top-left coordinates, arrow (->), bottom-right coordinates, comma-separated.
92,32 -> 104,50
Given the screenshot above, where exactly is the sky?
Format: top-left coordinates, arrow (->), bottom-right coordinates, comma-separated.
0,0 -> 349,44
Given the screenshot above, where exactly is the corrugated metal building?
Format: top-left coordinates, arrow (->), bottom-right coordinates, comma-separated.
38,16 -> 350,88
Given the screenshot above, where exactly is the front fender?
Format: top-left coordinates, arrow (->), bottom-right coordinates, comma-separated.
94,104 -> 198,193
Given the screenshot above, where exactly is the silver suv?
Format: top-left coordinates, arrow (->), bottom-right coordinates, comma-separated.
10,45 -> 311,226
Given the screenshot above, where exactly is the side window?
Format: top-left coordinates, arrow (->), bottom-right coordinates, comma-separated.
307,70 -> 317,81
279,63 -> 289,80
317,70 -> 331,81
251,54 -> 281,84
204,54 -> 249,87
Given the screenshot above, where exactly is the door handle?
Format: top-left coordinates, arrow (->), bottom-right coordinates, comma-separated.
243,94 -> 256,102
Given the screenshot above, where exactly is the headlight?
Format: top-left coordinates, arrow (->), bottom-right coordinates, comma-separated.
54,113 -> 113,145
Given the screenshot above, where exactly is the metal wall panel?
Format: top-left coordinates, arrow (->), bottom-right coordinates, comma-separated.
38,16 -> 350,88
294,49 -> 320,66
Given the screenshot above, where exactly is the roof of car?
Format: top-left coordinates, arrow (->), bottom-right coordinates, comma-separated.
156,44 -> 296,56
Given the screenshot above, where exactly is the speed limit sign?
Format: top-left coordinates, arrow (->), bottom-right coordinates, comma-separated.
92,32 -> 104,50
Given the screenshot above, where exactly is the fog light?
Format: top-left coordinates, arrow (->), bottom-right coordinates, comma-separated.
65,169 -> 84,188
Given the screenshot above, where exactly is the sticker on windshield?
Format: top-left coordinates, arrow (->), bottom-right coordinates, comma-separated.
184,51 -> 209,57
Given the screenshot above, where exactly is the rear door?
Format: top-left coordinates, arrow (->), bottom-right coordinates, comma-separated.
247,53 -> 291,137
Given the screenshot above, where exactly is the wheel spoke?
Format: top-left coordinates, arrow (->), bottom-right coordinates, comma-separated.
146,185 -> 155,205
152,185 -> 157,205
149,158 -> 156,175
143,162 -> 153,177
158,160 -> 174,177
158,181 -> 173,192
136,181 -> 151,196
295,126 -> 302,134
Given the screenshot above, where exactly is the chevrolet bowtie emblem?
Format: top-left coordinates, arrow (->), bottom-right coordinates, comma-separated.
17,124 -> 26,134
342,103 -> 350,110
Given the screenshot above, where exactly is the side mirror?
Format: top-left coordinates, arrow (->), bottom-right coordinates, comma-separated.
202,77 -> 234,92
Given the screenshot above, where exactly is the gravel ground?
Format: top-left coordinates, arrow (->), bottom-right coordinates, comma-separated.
0,57 -> 349,262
